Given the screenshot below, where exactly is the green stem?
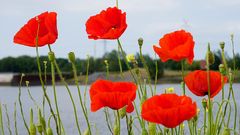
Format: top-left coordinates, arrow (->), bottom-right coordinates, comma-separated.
35,21 -> 59,135
117,39 -> 137,83
3,105 -> 12,135
117,46 -> 124,79
104,108 -> 113,135
117,110 -> 121,135
84,55 -> 90,112
18,74 -> 30,134
154,54 -> 158,95
14,102 -> 18,135
50,62 -> 65,135
26,82 -> 39,109
139,45 -> 154,96
206,45 -> 212,135
181,60 -> 186,95
71,60 -> 92,135
53,59 -> 82,135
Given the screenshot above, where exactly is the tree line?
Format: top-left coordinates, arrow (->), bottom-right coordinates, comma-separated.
0,50 -> 239,79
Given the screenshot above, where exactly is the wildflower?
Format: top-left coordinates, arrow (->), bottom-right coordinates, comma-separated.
86,7 -> 127,40
184,70 -> 227,98
141,94 -> 197,128
153,30 -> 195,64
89,80 -> 137,113
14,12 -> 58,47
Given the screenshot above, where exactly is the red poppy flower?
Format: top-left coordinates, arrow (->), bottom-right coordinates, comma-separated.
14,11 -> 58,47
184,70 -> 227,98
89,79 -> 137,113
85,7 -> 127,40
141,94 -> 197,128
153,30 -> 195,64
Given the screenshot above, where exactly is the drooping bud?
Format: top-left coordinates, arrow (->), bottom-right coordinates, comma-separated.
219,64 -> 226,75
148,123 -> 156,135
119,106 -> 127,119
138,38 -> 144,47
220,42 -> 225,50
47,127 -> 53,135
68,52 -> 76,63
221,127 -> 231,135
48,52 -> 55,62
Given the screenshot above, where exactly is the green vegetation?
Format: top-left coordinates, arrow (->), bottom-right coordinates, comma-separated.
0,50 -> 239,80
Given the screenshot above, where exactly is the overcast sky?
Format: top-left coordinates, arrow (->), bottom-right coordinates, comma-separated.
1,0 -> 240,60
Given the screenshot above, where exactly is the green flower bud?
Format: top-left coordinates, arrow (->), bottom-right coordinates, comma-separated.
207,51 -> 215,65
43,61 -> 48,65
141,128 -> 148,135
138,38 -> 144,47
148,123 -> 156,135
83,128 -> 90,135
37,124 -> 43,133
30,123 -> 37,135
119,106 -> 127,119
40,117 -> 46,131
48,52 -> 55,62
221,127 -> 231,135
220,42 -> 225,50
47,127 -> 53,135
165,87 -> 174,93
202,98 -> 208,110
113,124 -> 120,135
126,54 -> 136,63
68,52 -> 76,63
219,64 -> 226,75
26,81 -> 30,86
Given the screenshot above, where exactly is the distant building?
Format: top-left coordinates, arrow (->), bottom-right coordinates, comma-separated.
0,73 -> 15,84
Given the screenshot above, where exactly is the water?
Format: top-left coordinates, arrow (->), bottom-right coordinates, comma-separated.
0,84 -> 239,134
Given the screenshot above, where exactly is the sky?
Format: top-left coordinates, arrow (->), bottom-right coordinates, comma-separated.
1,0 -> 240,60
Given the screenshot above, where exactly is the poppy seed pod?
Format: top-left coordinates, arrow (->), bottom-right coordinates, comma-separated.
48,52 -> 55,62
220,42 -> 225,50
138,37 -> 144,47
68,52 -> 76,63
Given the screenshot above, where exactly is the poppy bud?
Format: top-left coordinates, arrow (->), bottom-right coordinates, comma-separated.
126,54 -> 136,63
219,64 -> 226,75
83,128 -> 90,135
47,127 -> 53,135
119,106 -> 127,118
37,124 -> 43,134
148,123 -> 156,135
68,52 -> 76,63
30,124 -> 37,135
202,98 -> 207,110
141,128 -> 148,135
138,38 -> 144,47
207,51 -> 215,65
221,127 -> 231,135
26,81 -> 30,86
104,60 -> 109,66
43,61 -> 47,65
220,42 -> 225,50
48,52 -> 55,62
113,124 -> 120,135
22,73 -> 25,77
165,87 -> 174,93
